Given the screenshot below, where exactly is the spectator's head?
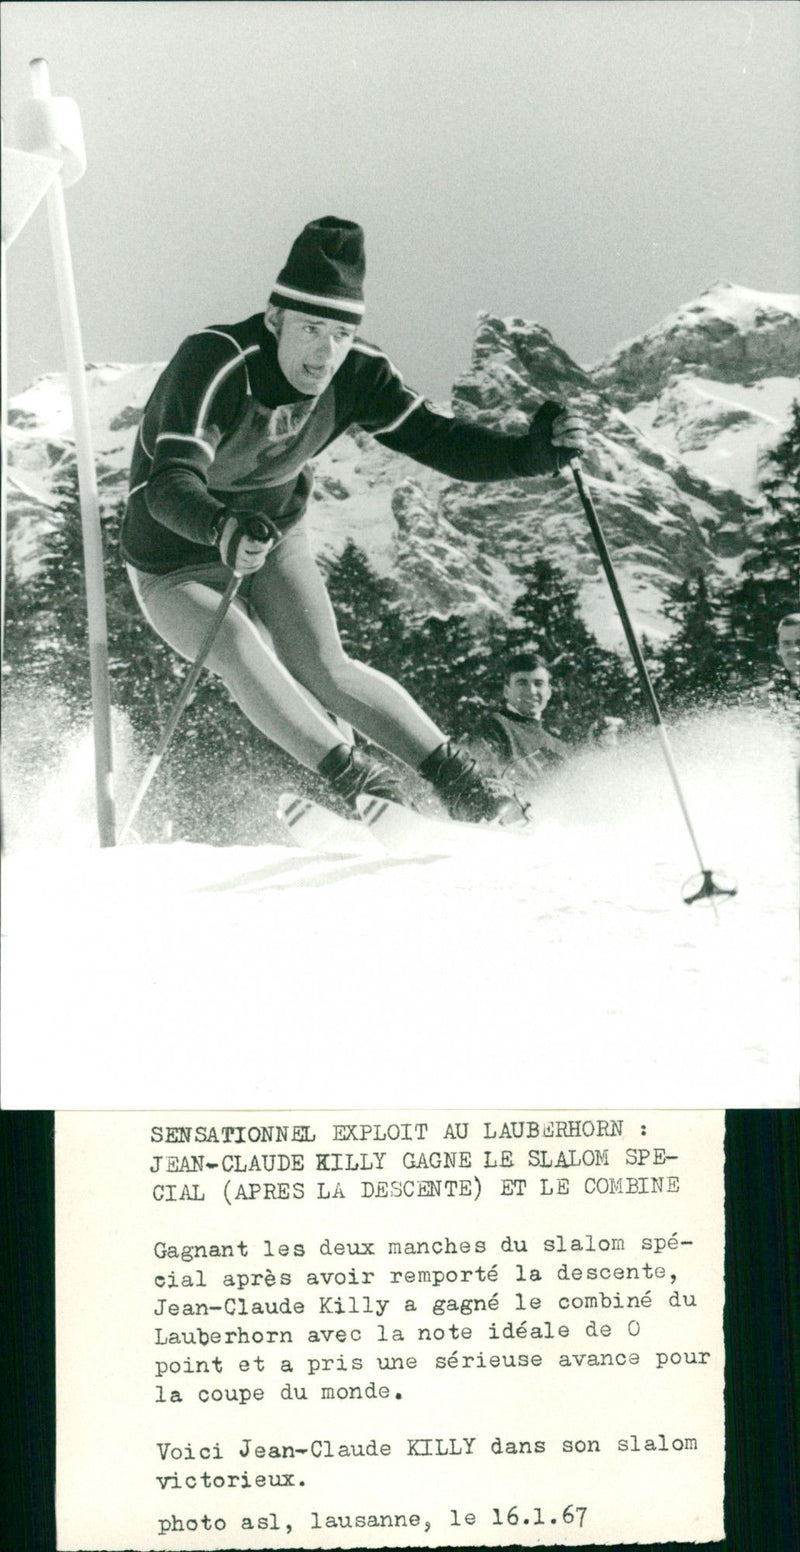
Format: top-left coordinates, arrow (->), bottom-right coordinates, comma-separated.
503,652 -> 553,721
777,614 -> 800,682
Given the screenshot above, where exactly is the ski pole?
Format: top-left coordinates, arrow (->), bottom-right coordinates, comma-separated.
569,459 -> 736,906
117,571 -> 242,844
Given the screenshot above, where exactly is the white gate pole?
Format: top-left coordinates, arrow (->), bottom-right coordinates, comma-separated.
23,58 -> 116,844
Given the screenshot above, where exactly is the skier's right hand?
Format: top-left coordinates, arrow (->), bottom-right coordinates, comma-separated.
217,511 -> 278,574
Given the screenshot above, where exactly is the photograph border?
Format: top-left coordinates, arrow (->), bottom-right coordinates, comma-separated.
1,1108 -> 798,1552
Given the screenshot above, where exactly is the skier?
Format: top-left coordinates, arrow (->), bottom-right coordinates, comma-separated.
475,651 -> 567,786
121,216 -> 587,822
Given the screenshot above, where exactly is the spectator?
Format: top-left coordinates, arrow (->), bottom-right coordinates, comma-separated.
475,651 -> 567,785
777,614 -> 800,688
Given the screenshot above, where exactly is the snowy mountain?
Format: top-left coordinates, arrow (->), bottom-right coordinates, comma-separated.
593,281 -> 800,504
6,281 -> 798,647
590,281 -> 800,405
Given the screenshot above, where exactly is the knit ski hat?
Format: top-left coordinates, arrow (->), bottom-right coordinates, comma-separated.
269,217 -> 365,324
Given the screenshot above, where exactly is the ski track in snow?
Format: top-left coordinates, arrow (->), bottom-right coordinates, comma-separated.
2,709 -> 797,1110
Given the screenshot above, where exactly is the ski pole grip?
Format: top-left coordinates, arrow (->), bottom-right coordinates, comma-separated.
13,58 -> 87,187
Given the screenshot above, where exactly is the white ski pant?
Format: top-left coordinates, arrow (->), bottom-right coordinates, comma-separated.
127,519 -> 443,771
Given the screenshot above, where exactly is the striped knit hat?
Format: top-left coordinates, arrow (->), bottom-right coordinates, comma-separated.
269,217 -> 365,324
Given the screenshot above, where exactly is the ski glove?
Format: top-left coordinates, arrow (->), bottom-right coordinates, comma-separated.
527,401 -> 589,476
217,511 -> 280,574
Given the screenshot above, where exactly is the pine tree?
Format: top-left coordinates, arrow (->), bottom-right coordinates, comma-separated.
4,469 -> 124,838
727,399 -> 800,677
401,612 -> 487,734
322,539 -> 407,677
4,466 -> 178,737
466,610 -> 510,725
656,570 -> 733,711
4,463 -> 91,706
756,397 -> 800,588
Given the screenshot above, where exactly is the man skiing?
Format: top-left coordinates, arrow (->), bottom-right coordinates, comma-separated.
475,651 -> 567,786
121,216 -> 587,822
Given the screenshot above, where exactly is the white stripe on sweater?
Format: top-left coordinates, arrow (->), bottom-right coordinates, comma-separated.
350,340 -> 388,359
371,394 -> 425,435
194,335 -> 258,426
155,432 -> 215,460
349,341 -> 423,434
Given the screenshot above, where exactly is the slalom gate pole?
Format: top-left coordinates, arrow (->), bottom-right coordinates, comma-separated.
20,59 -> 116,844
569,459 -> 736,906
1,229 -> 8,659
117,572 -> 242,845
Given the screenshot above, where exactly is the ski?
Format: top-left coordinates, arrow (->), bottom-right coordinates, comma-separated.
278,791 -> 531,863
355,793 -> 531,853
277,792 -> 384,855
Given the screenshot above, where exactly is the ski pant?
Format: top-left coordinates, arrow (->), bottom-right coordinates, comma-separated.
127,518 -> 444,771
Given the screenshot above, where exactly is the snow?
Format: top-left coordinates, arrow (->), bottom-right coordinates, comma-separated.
2,707 -> 797,1112
689,375 -> 799,420
691,281 -> 800,324
625,376 -> 799,499
580,570 -> 674,650
8,360 -> 163,455
591,281 -> 800,370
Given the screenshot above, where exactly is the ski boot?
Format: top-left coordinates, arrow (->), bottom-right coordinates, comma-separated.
319,743 -> 409,810
419,742 -> 526,825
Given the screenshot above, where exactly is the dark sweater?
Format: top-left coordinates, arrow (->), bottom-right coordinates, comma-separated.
478,705 -> 567,781
122,314 -> 560,573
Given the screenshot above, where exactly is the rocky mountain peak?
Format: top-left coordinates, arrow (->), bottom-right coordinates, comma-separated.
452,312 -> 591,426
589,281 -> 800,409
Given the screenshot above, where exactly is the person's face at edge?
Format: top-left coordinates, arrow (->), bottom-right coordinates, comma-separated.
777,619 -> 800,679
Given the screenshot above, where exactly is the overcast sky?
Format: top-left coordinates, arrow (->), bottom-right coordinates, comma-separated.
2,0 -> 799,398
